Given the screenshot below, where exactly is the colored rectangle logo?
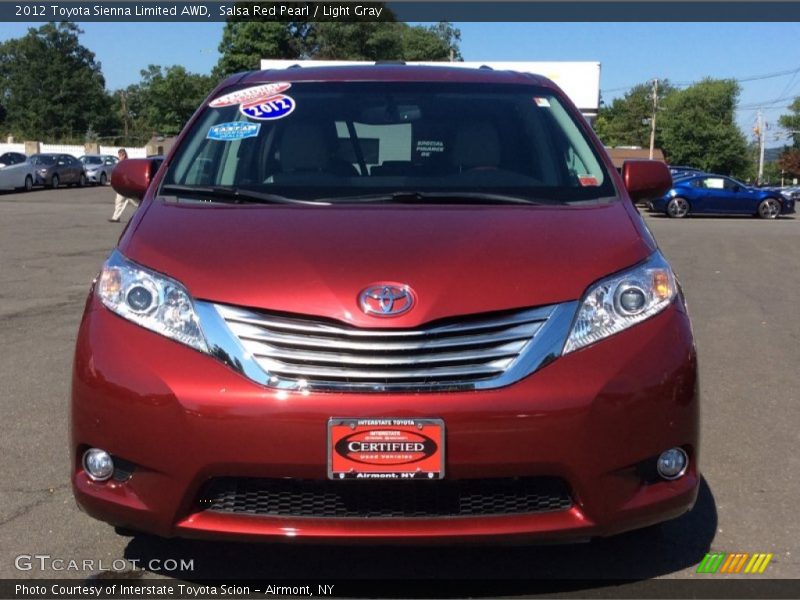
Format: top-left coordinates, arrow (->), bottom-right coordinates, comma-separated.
207,121 -> 261,141
697,552 -> 773,574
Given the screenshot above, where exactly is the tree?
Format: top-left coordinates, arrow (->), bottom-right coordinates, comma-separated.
778,97 -> 800,149
214,21 -> 462,78
594,81 -> 675,148
0,22 -> 114,141
120,65 -> 214,137
778,148 -> 800,179
659,78 -> 749,176
214,22 -> 312,78
402,22 -> 462,61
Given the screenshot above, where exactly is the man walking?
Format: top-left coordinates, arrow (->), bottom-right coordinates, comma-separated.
108,148 -> 138,223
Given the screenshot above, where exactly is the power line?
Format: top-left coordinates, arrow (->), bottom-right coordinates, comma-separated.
601,66 -> 800,96
672,66 -> 800,87
739,95 -> 798,110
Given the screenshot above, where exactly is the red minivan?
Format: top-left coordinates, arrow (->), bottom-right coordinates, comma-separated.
71,65 -> 698,543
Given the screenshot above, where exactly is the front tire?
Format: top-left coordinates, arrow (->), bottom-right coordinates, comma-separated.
24,175 -> 33,192
99,172 -> 107,186
666,197 -> 690,218
78,173 -> 86,187
50,174 -> 59,189
758,198 -> 781,219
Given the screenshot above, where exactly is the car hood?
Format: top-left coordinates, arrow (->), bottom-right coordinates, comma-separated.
121,201 -> 653,328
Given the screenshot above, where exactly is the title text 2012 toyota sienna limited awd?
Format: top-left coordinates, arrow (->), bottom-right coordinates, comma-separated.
71,65 -> 699,543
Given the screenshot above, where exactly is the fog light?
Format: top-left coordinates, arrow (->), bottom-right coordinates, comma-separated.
82,448 -> 114,482
657,447 -> 688,480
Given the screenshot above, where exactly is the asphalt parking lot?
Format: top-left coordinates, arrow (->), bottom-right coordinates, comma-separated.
0,185 -> 798,589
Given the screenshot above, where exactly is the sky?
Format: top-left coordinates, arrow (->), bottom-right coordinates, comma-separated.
1,21 -> 799,146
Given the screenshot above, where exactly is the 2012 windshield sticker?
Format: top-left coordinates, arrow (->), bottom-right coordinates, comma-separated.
209,82 -> 292,108
240,95 -> 296,121
207,122 -> 261,141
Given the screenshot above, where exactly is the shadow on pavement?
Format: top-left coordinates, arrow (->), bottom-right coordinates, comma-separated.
120,479 -> 716,594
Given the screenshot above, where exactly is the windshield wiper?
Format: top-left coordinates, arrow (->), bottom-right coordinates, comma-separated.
312,191 -> 548,205
159,184 -> 329,206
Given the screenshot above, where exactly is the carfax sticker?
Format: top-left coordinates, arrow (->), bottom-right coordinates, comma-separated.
533,97 -> 551,107
240,94 -> 296,121
209,82 -> 292,108
207,121 -> 261,141
579,175 -> 600,186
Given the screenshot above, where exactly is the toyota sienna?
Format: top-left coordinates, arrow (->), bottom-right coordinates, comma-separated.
71,65 -> 698,543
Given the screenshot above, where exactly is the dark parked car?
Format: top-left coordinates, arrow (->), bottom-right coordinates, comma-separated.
72,65 -> 698,544
651,173 -> 795,218
30,153 -> 86,188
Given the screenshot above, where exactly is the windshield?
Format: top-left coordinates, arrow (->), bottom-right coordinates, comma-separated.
81,156 -> 103,165
162,81 -> 615,204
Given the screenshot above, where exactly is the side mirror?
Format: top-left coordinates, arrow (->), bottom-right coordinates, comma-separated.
111,158 -> 159,200
622,160 -> 672,202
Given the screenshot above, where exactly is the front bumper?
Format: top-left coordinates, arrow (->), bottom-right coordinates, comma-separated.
71,297 -> 699,543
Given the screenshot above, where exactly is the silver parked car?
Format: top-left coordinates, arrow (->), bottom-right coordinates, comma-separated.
0,152 -> 36,192
78,154 -> 118,185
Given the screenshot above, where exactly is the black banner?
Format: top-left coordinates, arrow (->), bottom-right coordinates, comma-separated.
4,579 -> 800,599
4,1 -> 800,22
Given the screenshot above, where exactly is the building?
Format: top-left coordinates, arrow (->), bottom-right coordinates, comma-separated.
605,147 -> 666,171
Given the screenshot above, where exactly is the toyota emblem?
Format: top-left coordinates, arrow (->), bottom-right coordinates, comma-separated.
359,284 -> 415,317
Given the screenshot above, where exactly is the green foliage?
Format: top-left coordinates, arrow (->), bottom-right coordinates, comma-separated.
120,65 -> 214,137
0,19 -> 461,141
402,22 -> 462,62
778,97 -> 800,149
595,81 -> 675,148
0,22 -> 114,141
596,78 -> 751,177
213,22 -> 312,78
214,21 -> 462,78
659,78 -> 749,176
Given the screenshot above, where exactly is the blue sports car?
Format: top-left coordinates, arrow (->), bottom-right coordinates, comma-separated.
649,174 -> 795,219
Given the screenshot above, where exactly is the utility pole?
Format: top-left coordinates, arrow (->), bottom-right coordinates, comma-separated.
120,90 -> 129,139
756,109 -> 766,185
649,78 -> 658,160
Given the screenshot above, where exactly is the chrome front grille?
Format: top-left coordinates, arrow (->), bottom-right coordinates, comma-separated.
198,300 -> 577,392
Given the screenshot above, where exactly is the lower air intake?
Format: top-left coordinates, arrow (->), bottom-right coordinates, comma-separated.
197,477 -> 572,519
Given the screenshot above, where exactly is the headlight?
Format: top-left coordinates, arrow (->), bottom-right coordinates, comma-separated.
96,250 -> 208,352
563,251 -> 678,354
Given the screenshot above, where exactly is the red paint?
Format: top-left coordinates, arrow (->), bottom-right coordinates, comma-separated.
623,160 -> 673,202
110,158 -> 156,200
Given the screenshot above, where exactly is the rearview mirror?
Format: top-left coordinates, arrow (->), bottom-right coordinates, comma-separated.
622,160 -> 672,202
110,158 -> 160,200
